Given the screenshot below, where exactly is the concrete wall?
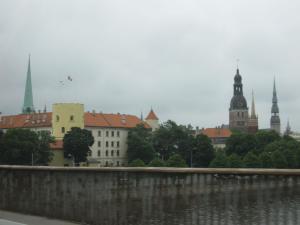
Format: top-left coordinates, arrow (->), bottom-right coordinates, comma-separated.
0,166 -> 300,225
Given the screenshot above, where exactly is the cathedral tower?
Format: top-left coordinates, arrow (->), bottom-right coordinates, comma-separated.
22,55 -> 35,114
229,68 -> 249,132
248,91 -> 258,134
270,79 -> 281,134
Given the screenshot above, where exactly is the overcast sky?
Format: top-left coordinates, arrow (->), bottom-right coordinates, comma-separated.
1,0 -> 300,131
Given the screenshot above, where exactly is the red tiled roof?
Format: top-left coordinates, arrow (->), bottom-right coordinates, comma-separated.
85,112 -> 150,129
50,140 -> 63,150
0,112 -> 149,129
200,128 -> 232,138
0,113 -> 52,129
145,109 -> 158,120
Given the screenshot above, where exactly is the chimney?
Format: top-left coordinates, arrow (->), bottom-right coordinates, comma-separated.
92,110 -> 96,116
0,112 -> 2,122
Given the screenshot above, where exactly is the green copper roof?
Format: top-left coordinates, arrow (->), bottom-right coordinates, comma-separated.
22,55 -> 34,114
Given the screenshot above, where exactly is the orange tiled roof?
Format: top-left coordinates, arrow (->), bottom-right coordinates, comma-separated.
0,112 -> 149,129
200,128 -> 232,138
145,109 -> 158,120
50,140 -> 63,150
0,112 -> 52,129
85,112 -> 150,129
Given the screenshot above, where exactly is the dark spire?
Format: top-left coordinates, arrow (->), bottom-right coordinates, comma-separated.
22,54 -> 34,114
285,119 -> 291,135
271,78 -> 279,114
270,77 -> 280,134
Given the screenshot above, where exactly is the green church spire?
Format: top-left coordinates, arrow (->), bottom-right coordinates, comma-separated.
22,55 -> 34,114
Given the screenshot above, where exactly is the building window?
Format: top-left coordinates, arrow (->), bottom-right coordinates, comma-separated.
111,141 -> 114,147
117,150 -> 120,156
98,131 -> 101,137
117,131 -> 120,137
61,127 -> 65,133
97,150 -> 100,157
70,115 -> 74,121
56,115 -> 59,122
237,112 -> 240,117
106,150 -> 108,156
105,161 -> 108,166
98,141 -> 101,147
106,131 -> 109,137
242,112 -> 244,118
111,131 -> 114,137
117,141 -> 120,148
88,150 -> 92,157
117,161 -> 120,166
106,141 -> 109,147
111,150 -> 114,156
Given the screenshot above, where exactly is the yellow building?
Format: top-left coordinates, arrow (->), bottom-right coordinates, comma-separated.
52,103 -> 84,139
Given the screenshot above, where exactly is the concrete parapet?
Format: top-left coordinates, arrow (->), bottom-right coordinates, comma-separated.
0,166 -> 299,224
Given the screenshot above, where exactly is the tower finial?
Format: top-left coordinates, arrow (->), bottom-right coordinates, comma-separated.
236,58 -> 239,70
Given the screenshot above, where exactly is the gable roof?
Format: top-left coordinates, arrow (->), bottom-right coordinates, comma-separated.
85,112 -> 150,128
0,113 -> 52,129
145,109 -> 159,120
200,128 -> 232,138
0,112 -> 149,129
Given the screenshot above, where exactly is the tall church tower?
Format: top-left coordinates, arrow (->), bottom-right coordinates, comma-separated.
248,91 -> 258,134
22,55 -> 35,114
270,79 -> 281,134
229,68 -> 249,132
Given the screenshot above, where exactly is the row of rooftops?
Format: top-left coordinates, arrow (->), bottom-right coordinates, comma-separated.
0,108 -> 234,139
0,110 -> 159,130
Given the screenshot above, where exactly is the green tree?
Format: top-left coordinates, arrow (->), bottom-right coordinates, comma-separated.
128,159 -> 146,167
271,150 -> 288,168
35,131 -> 55,165
63,127 -> 94,165
166,153 -> 187,167
283,149 -> 298,168
153,120 -> 192,161
243,151 -> 261,168
227,154 -> 244,168
192,134 -> 215,167
255,130 -> 281,153
209,151 -> 228,168
127,124 -> 155,164
259,152 -> 273,168
225,133 -> 257,157
0,129 -> 53,165
148,158 -> 166,167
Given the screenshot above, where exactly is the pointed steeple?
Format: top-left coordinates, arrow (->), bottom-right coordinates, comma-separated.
270,77 -> 280,134
271,78 -> 279,114
22,55 -> 34,114
250,90 -> 257,119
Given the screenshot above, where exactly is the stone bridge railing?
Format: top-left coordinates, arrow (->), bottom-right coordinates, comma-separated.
0,166 -> 299,225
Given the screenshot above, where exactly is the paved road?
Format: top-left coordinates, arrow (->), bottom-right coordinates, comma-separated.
0,210 -> 79,225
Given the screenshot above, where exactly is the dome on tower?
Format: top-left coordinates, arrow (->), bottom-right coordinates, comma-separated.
230,95 -> 248,110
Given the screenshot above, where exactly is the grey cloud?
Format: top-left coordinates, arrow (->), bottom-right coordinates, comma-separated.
1,0 -> 300,131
